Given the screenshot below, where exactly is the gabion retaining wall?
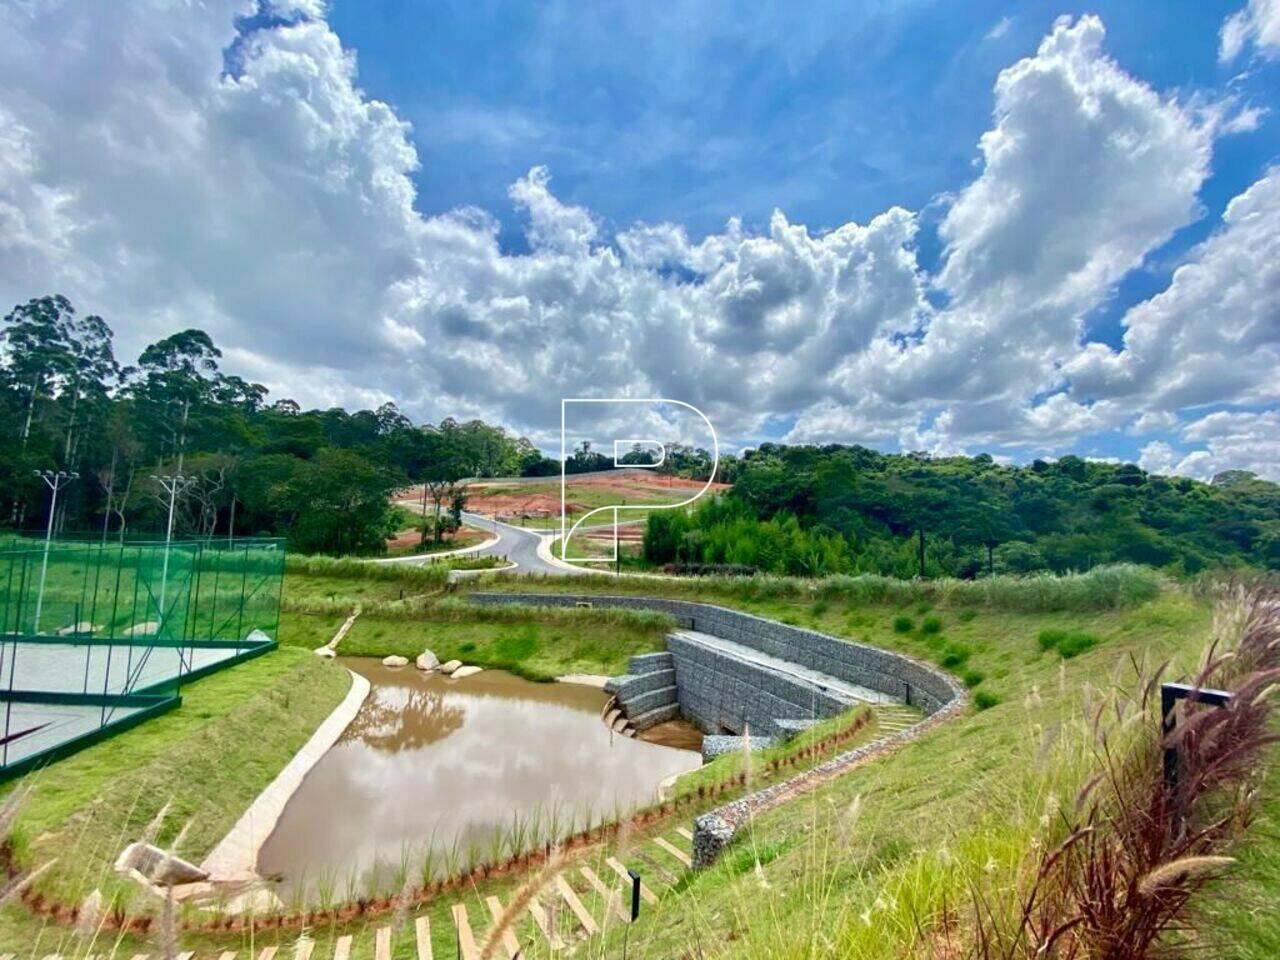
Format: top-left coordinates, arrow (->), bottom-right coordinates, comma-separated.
468,591 -> 967,867
468,592 -> 958,713
666,631 -> 849,736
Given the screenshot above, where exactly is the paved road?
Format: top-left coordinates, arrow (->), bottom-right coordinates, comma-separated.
459,512 -> 584,577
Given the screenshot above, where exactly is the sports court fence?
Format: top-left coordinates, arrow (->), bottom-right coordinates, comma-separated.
0,535 -> 284,779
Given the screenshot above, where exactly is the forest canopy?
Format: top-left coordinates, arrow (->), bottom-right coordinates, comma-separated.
645,443 -> 1280,577
9,294 -> 1280,573
0,295 -> 558,553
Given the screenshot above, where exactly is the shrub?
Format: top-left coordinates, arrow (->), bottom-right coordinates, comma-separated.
287,553 -> 450,587
921,615 -> 942,634
1057,631 -> 1100,659
957,609 -> 977,622
892,615 -> 914,633
973,691 -> 1000,710
1038,628 -> 1068,652
810,599 -> 829,617
962,669 -> 985,688
595,563 -> 1162,612
660,562 -> 757,577
1037,628 -> 1101,658
940,643 -> 971,668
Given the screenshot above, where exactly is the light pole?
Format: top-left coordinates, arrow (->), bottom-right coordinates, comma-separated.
151,473 -> 194,633
32,469 -> 78,634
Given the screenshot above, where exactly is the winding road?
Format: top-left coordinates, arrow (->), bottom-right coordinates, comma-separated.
457,511 -> 582,576
379,503 -> 624,577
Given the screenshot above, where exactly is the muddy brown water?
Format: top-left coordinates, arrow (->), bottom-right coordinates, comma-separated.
257,658 -> 702,899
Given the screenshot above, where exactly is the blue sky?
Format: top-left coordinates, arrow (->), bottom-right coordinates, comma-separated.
3,0 -> 1280,476
329,0 -> 1277,299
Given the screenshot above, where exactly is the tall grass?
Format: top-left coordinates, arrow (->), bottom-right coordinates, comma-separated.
486,563 -> 1165,612
284,592 -> 676,632
954,583 -> 1280,959
285,553 -> 452,587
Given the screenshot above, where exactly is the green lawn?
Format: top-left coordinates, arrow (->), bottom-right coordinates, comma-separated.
0,646 -> 349,951
3,566 -> 1276,958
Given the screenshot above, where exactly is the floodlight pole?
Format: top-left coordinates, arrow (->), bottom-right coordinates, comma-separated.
151,473 -> 192,633
32,469 -> 78,634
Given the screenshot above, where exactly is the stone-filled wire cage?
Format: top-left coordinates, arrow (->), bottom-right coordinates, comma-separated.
0,535 -> 284,779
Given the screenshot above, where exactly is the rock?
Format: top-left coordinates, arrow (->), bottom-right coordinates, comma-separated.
416,649 -> 440,671
169,881 -> 218,903
223,885 -> 284,916
382,655 -> 409,667
56,621 -> 100,637
438,659 -> 462,675
114,842 -> 209,886
77,889 -> 103,934
452,665 -> 483,679
313,646 -> 336,659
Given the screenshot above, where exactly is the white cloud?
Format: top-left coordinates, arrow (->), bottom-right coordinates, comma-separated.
0,4 -> 1275,472
1220,0 -> 1280,62
845,15 -> 1212,451
1141,411 -> 1280,482
1066,167 -> 1280,412
985,17 -> 1012,41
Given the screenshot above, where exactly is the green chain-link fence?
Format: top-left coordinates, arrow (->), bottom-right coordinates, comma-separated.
0,536 -> 284,779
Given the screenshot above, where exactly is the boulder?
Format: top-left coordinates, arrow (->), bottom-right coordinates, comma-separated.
169,881 -> 218,903
451,665 -> 483,679
415,649 -> 440,671
382,655 -> 409,667
223,885 -> 284,916
114,842 -> 208,886
438,659 -> 462,675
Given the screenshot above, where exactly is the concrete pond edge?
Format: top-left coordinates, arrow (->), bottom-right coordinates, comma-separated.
201,666 -> 372,879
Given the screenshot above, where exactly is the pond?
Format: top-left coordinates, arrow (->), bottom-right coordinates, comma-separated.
257,658 -> 701,899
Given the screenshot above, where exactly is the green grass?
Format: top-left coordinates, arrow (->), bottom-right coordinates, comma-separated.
4,563 -> 1274,958
283,609 -> 665,681
480,562 -> 1165,612
279,570 -> 672,679
1202,739 -> 1280,958
0,646 -> 349,949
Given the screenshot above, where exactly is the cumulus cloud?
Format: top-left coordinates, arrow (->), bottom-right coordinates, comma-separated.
0,3 -> 1273,470
820,15 -> 1213,450
1066,168 -> 1280,411
1141,412 -> 1280,482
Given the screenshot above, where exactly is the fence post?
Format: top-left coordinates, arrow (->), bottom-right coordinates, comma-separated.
1161,681 -> 1233,794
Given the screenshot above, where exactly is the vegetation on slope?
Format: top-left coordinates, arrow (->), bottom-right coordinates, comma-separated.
0,647 -> 349,950
645,443 -> 1280,577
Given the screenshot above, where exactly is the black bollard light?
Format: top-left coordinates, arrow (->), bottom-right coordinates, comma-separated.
623,868 -> 642,960
628,869 -> 641,921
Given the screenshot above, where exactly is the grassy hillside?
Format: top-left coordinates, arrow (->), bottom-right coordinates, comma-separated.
0,646 -> 349,952
2,564 -> 1275,957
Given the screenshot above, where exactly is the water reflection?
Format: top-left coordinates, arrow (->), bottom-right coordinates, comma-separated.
340,684 -> 465,753
257,658 -> 701,900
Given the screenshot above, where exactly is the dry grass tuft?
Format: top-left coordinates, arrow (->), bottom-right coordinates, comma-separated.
956,582 -> 1280,960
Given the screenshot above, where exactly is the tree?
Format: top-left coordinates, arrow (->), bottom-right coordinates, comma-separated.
132,328 -> 223,469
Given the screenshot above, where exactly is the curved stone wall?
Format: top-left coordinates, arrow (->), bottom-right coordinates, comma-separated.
467,592 -> 960,714
468,591 -> 968,867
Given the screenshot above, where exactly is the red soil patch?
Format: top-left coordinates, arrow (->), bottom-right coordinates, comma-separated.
385,525 -> 483,552
399,471 -> 729,524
